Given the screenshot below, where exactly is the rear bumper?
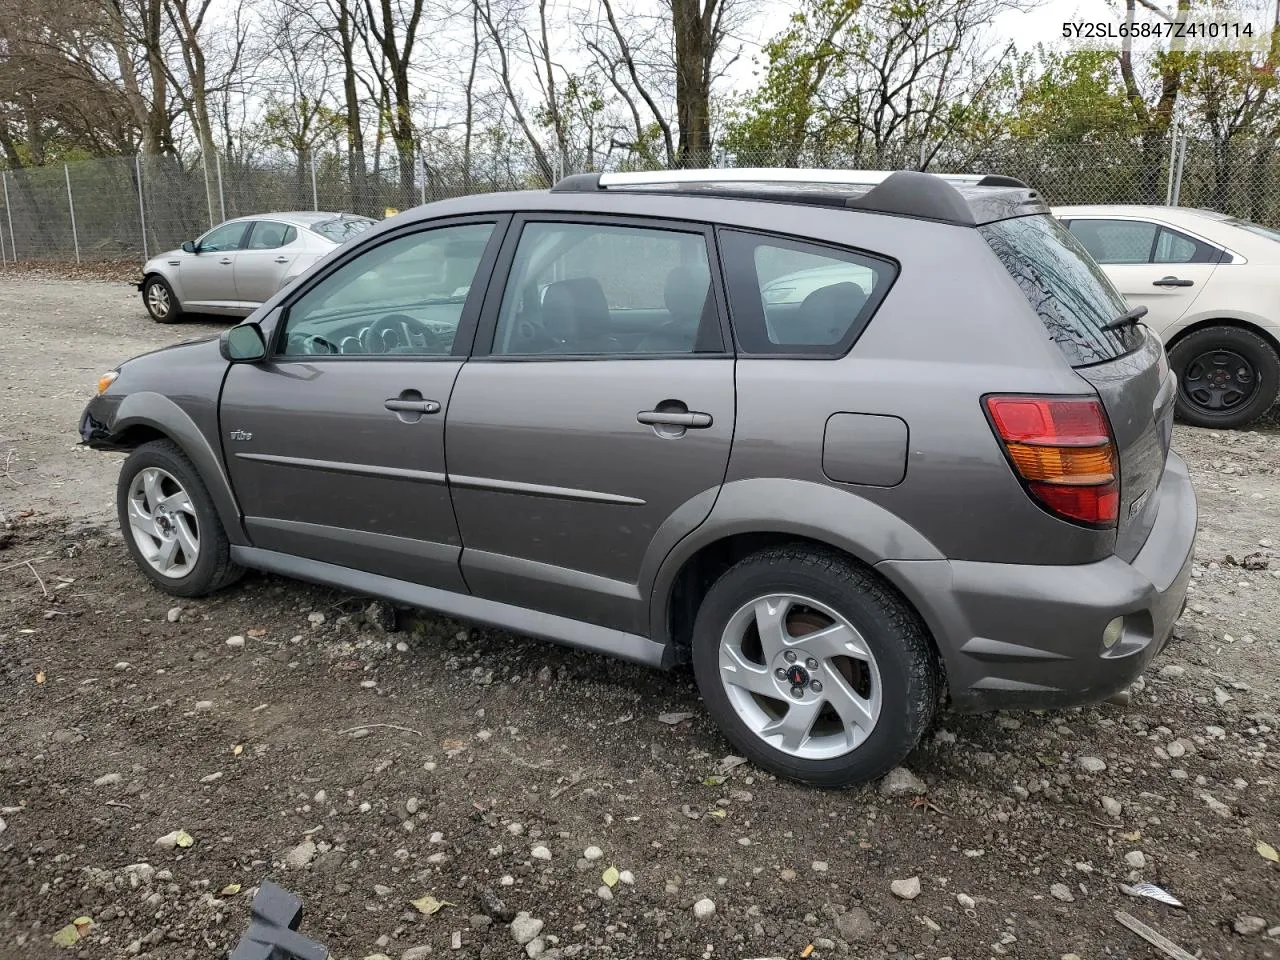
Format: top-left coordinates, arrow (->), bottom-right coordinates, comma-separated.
878,452 -> 1197,712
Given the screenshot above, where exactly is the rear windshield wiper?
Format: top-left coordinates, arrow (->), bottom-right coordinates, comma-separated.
1101,305 -> 1148,332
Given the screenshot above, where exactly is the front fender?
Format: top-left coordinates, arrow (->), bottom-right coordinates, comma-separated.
646,477 -> 944,646
110,392 -> 248,546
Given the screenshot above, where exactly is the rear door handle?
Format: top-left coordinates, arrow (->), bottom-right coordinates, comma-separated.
273,256 -> 290,264
1153,276 -> 1194,287
385,398 -> 441,414
219,257 -> 233,265
637,410 -> 713,428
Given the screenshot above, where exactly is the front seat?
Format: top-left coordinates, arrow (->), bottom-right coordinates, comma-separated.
636,265 -> 711,352
792,282 -> 867,345
540,277 -> 611,353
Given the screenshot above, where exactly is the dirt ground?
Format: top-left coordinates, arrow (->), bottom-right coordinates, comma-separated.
1,274 -> 1278,960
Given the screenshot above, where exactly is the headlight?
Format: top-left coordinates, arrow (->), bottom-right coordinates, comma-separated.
96,370 -> 119,395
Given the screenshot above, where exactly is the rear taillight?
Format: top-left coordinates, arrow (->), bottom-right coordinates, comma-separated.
984,395 -> 1119,528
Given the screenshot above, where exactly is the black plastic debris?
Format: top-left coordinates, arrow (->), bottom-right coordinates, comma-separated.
229,880 -> 329,960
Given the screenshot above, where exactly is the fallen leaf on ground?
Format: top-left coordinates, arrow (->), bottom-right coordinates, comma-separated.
247,628 -> 267,638
703,775 -> 727,786
602,866 -> 620,887
410,893 -> 454,915
716,755 -> 748,774
1121,830 -> 1142,842
35,671 -> 45,684
1258,840 -> 1279,862
709,808 -> 727,819
220,883 -> 242,896
232,744 -> 243,756
658,712 -> 694,725
51,917 -> 93,948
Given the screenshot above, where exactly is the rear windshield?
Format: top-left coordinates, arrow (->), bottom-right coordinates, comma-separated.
980,214 -> 1141,367
310,216 -> 376,243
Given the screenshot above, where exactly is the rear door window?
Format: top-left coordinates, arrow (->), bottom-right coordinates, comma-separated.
718,230 -> 896,356
982,215 -> 1141,367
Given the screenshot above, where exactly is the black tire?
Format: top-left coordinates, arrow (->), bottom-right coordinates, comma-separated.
143,275 -> 182,324
1168,325 -> 1280,429
690,545 -> 939,788
116,439 -> 243,597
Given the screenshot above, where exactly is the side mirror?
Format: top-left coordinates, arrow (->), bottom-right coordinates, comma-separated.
181,240 -> 197,254
220,322 -> 267,362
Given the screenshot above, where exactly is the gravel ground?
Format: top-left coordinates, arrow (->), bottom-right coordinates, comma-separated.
1,276 -> 1279,960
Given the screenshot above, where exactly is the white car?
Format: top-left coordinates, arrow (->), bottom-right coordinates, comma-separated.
1053,204 -> 1280,428
138,212 -> 376,324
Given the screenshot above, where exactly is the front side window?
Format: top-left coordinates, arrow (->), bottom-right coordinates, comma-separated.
718,229 -> 895,355
278,222 -> 496,357
198,222 -> 248,253
491,221 -> 720,356
247,222 -> 298,250
1066,219 -> 1157,264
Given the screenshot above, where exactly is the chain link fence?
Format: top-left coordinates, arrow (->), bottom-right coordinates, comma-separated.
2,136 -> 1279,264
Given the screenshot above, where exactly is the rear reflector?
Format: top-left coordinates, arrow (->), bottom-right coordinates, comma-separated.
985,396 -> 1119,527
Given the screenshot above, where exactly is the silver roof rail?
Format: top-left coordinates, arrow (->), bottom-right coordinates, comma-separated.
592,168 -> 1024,189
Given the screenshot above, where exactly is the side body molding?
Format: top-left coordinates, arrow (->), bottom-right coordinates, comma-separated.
111,391 -> 249,545
646,477 -> 945,646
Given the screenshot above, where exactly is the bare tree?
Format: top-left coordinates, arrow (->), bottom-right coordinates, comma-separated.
362,0 -> 430,205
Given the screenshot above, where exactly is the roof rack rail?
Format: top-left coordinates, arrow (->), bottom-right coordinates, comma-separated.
549,168 -> 1034,226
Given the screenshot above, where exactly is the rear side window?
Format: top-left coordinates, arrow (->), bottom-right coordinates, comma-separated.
718,229 -> 896,355
1154,228 -> 1220,264
982,215 -> 1141,368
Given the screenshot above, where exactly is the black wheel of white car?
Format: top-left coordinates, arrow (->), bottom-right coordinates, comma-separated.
691,545 -> 938,787
143,276 -> 181,324
1168,325 -> 1280,429
117,440 -> 242,596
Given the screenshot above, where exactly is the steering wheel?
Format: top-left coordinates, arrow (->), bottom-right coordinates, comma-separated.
361,313 -> 441,354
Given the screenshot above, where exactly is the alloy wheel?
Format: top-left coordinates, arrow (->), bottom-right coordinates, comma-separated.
147,282 -> 170,319
718,593 -> 883,761
126,467 -> 199,578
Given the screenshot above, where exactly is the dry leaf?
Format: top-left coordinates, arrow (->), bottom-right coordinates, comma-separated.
51,925 -> 81,948
601,866 -> 620,888
702,775 -> 727,786
220,883 -> 242,896
1257,840 -> 1279,863
35,671 -> 45,684
232,744 -> 244,756
801,945 -> 815,959
410,893 -> 454,915
709,808 -> 727,819
657,712 -> 694,725
1121,830 -> 1142,842
441,739 -> 467,751
248,628 -> 267,638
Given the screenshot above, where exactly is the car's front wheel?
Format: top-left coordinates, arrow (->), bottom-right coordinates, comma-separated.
117,440 -> 243,596
691,545 -> 939,787
1168,325 -> 1279,429
143,276 -> 182,324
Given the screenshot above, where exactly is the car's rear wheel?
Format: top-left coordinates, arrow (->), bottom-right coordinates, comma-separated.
117,440 -> 242,596
143,276 -> 181,324
1168,325 -> 1279,429
691,545 -> 938,787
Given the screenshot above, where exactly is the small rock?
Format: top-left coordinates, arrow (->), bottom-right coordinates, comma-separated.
405,797 -> 420,814
506,822 -> 524,836
284,840 -> 317,869
402,948 -> 432,960
1124,851 -> 1146,869
957,893 -> 976,909
811,860 -> 829,873
583,846 -> 603,861
692,897 -> 716,920
596,885 -> 613,901
0,817 -> 5,835
1214,687 -> 1232,707
1050,883 -> 1075,903
1201,793 -> 1232,819
469,915 -> 492,930
373,883 -> 393,898
93,773 -> 122,787
836,906 -> 876,941
226,636 -> 245,649
1166,740 -> 1186,758
878,766 -> 926,798
1234,915 -> 1266,936
891,877 -> 921,900
194,700 -> 214,712
1100,796 -> 1123,817
618,869 -> 634,885
349,728 -> 370,740
1078,756 -> 1107,773
199,772 -> 222,784
166,606 -> 182,622
531,845 -> 552,861
510,913 -> 544,945
308,612 -> 325,625
1158,664 -> 1185,680
525,939 -> 545,959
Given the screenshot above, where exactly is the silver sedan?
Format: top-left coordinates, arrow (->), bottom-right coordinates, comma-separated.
137,211 -> 376,323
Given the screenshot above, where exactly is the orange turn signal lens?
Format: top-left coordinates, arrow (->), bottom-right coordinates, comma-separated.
1004,441 -> 1116,485
96,370 -> 118,395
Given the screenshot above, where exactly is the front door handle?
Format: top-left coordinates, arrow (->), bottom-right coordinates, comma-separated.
273,256 -> 290,264
637,410 -> 713,429
385,398 -> 441,414
219,257 -> 233,265
1153,276 -> 1194,287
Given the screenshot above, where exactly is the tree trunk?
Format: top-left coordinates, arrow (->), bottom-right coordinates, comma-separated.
670,0 -> 713,165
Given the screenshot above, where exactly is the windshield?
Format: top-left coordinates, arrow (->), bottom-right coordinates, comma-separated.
980,214 -> 1142,367
310,216 -> 376,244
1225,217 -> 1280,244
